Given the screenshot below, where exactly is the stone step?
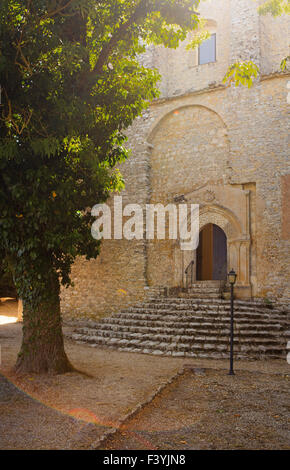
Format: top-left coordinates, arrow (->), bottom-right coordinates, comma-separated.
189,281 -> 226,287
105,314 -> 287,324
140,298 -> 286,311
96,326 -> 286,338
114,307 -> 287,322
145,296 -> 287,306
126,315 -> 286,325
182,286 -> 222,291
178,293 -> 222,299
131,310 -> 286,321
181,288 -> 222,293
138,298 -> 285,310
72,328 -> 286,346
70,332 -> 287,350
118,309 -> 283,319
68,333 -> 286,359
75,323 -> 286,336
143,301 -> 286,312
118,303 -> 285,313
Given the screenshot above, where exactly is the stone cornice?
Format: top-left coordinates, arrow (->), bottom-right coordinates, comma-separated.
149,71 -> 290,107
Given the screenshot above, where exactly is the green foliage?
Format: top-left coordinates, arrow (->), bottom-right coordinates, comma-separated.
222,1 -> 290,87
280,55 -> 290,71
0,0 -> 201,303
186,24 -> 211,51
258,0 -> 290,17
223,61 -> 259,88
258,0 -> 290,72
259,0 -> 290,73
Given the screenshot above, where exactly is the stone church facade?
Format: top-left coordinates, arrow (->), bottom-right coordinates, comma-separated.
61,0 -> 290,320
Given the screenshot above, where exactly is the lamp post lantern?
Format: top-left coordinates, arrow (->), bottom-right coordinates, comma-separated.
228,269 -> 237,376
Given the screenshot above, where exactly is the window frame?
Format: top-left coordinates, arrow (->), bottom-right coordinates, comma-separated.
198,33 -> 217,66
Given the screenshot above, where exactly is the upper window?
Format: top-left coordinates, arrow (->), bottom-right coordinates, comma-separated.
198,33 -> 216,65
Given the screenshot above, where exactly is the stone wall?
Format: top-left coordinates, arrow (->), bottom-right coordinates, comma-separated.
151,0 -> 231,98
61,0 -> 290,319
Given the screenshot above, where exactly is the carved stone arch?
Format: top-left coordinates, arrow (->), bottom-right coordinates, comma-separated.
199,204 -> 242,241
176,203 -> 242,250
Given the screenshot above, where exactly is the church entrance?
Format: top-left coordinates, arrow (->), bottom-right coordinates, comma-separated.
196,224 -> 227,281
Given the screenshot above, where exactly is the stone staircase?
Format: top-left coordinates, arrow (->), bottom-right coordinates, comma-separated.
67,282 -> 290,360
179,280 -> 225,299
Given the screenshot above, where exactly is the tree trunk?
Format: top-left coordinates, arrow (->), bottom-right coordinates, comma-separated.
15,272 -> 73,375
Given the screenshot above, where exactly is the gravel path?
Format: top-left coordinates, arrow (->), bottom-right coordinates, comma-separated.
101,368 -> 290,450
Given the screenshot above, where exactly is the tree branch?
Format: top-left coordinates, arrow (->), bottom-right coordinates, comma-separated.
93,0 -> 149,75
40,0 -> 75,22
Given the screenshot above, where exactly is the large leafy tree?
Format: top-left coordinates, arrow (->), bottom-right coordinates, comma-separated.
0,0 -> 200,373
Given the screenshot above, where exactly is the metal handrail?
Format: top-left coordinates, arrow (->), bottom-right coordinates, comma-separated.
185,260 -> 194,288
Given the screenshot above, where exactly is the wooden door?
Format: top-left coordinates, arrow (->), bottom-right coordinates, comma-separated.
196,224 -> 227,280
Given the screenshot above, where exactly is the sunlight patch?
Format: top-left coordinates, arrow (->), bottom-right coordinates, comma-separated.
0,316 -> 18,325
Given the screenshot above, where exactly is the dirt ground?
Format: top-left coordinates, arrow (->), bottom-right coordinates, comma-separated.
0,305 -> 289,450
101,368 -> 290,450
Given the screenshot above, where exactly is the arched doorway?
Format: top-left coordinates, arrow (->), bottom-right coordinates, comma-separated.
196,224 -> 227,280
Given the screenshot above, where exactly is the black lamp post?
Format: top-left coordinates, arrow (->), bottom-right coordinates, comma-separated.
228,269 -> 237,376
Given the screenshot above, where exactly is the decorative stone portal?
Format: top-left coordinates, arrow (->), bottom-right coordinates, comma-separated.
174,184 -> 253,298
196,223 -> 227,281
